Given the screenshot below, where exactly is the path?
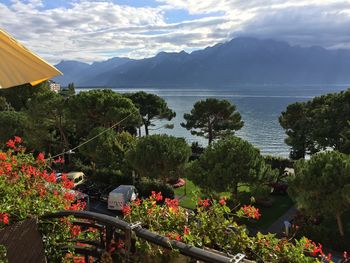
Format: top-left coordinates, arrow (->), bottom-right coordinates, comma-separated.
265,206 -> 297,236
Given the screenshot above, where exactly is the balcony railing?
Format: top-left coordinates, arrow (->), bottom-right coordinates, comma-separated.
42,210 -> 248,263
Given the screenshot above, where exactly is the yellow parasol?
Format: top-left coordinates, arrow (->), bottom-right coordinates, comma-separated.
0,29 -> 62,89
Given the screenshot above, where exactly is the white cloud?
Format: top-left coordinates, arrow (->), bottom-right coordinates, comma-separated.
1,0 -> 350,63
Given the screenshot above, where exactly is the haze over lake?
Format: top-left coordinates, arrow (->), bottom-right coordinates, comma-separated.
78,85 -> 348,157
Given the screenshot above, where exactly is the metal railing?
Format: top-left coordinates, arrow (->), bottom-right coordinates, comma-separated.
42,210 -> 246,263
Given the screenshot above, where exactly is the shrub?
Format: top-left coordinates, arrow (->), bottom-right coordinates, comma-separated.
0,137 -> 87,261
123,193 -> 331,263
136,178 -> 174,199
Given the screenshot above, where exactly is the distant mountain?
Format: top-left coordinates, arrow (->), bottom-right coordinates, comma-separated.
54,37 -> 350,87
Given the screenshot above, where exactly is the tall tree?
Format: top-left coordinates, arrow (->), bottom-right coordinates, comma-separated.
25,90 -> 72,154
187,136 -> 276,199
80,129 -> 135,177
280,88 -> 350,159
124,91 -> 175,136
279,102 -> 311,159
126,134 -> 191,183
288,151 -> 350,237
68,89 -> 141,138
181,98 -> 243,144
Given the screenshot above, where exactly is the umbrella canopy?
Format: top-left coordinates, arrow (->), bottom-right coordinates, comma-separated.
0,29 -> 62,89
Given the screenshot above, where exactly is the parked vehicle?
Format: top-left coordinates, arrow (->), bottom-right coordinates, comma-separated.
56,172 -> 86,188
108,185 -> 138,211
100,186 -> 114,203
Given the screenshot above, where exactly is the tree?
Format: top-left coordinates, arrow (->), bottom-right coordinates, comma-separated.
0,96 -> 13,111
126,134 -> 191,183
279,89 -> 350,159
279,102 -> 311,159
181,98 -> 243,144
288,151 -> 350,237
68,89 -> 141,138
0,81 -> 49,111
124,91 -> 175,136
187,136 -> 276,199
0,111 -> 27,147
59,82 -> 75,98
25,90 -> 72,154
80,129 -> 135,179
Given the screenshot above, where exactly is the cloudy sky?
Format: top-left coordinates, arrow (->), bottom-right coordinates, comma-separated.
1,0 -> 350,63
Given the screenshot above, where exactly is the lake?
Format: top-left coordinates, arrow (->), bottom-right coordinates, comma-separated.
77,85 -> 349,157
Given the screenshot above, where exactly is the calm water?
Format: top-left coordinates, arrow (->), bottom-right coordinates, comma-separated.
78,85 -> 348,157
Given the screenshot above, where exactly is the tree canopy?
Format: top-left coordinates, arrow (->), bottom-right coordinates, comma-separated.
68,89 -> 141,138
126,134 -> 191,183
279,89 -> 350,159
124,91 -> 175,136
288,151 -> 350,236
187,136 -> 276,199
181,98 -> 243,144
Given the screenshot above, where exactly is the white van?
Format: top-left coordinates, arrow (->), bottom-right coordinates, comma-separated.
107,185 -> 138,211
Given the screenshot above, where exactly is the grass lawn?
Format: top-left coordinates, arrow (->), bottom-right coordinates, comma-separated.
253,195 -> 294,229
175,179 -> 294,230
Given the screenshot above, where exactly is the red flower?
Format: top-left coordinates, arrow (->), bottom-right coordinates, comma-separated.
6,139 -> 15,149
70,225 -> 81,237
198,198 -> 210,207
54,156 -> 65,164
14,136 -> 22,143
133,198 -> 141,206
0,213 -> 9,225
325,253 -> 332,262
156,192 -> 163,201
36,153 -> 45,164
183,225 -> 190,235
242,205 -> 261,220
0,152 -> 7,161
64,192 -> 76,201
219,197 -> 226,205
122,205 -> 131,216
151,191 -> 163,201
117,240 -> 124,249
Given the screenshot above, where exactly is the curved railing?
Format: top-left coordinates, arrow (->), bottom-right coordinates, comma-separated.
42,210 -> 246,263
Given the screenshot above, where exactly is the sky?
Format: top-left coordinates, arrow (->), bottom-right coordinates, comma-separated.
1,0 -> 350,63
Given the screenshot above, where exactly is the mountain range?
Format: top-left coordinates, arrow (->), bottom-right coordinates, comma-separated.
54,37 -> 350,87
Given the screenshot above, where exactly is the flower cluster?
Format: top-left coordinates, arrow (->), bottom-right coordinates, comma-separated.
240,205 -> 261,220
0,213 -> 9,225
0,137 -> 86,261
197,197 -> 210,207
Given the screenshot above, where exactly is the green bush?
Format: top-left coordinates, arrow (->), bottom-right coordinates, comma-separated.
136,178 -> 174,199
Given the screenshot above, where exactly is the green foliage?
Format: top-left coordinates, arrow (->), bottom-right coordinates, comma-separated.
24,89 -> 72,153
0,96 -> 13,111
136,178 -> 175,199
126,134 -> 191,183
187,136 -> 276,199
124,194 -> 322,263
68,89 -> 141,138
59,82 -> 75,98
181,98 -> 243,144
280,88 -> 350,159
288,151 -> 350,236
124,91 -> 175,135
0,82 -> 49,111
0,138 -> 87,261
0,111 -> 27,147
264,155 -> 294,179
